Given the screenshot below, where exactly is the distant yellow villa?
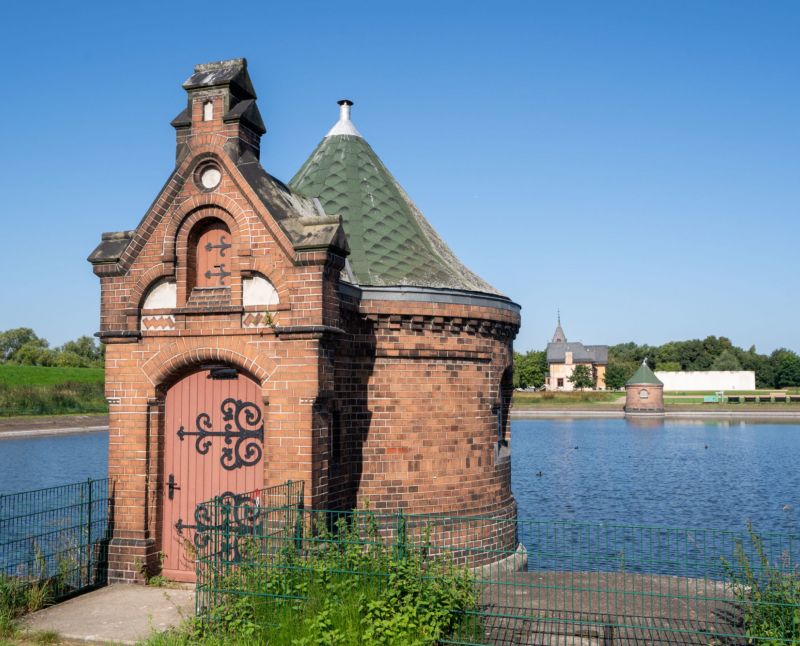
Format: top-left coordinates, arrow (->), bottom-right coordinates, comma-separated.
545,316 -> 608,391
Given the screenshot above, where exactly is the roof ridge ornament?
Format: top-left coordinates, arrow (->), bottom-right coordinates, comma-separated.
325,99 -> 363,138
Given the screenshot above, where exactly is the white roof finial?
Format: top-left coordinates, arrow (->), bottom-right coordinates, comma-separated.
326,99 -> 363,138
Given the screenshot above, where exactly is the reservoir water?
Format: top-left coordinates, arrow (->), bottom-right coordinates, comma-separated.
1,419 -> 798,535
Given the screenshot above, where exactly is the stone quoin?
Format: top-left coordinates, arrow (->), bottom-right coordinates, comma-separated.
89,59 -> 521,582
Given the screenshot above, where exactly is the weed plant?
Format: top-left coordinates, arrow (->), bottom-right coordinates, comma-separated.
0,381 -> 106,416
0,575 -> 50,639
180,510 -> 480,646
722,523 -> 800,644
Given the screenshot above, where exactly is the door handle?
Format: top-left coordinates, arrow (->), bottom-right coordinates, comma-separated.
167,474 -> 181,500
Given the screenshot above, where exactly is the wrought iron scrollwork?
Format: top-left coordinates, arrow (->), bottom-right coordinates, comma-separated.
177,398 -> 264,471
205,235 -> 232,257
175,490 -> 261,562
205,263 -> 231,284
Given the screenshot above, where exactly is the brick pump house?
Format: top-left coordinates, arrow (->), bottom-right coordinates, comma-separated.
88,59 -> 521,582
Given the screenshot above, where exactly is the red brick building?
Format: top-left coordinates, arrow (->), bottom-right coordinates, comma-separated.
89,59 -> 521,582
624,360 -> 665,415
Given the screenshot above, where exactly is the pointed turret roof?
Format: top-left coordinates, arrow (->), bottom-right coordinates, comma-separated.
626,359 -> 663,386
289,101 -> 501,295
551,312 -> 566,343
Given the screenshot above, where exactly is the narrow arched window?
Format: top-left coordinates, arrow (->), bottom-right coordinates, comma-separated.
203,101 -> 213,121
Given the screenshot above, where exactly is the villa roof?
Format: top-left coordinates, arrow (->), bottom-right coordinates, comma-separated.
626,360 -> 663,386
547,342 -> 608,365
289,101 -> 502,295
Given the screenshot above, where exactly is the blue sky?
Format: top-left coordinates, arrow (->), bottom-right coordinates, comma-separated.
0,1 -> 798,354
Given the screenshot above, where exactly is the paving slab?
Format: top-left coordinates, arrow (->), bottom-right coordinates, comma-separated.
22,584 -> 194,645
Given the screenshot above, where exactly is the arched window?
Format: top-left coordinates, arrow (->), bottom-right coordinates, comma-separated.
188,219 -> 232,292
203,100 -> 213,121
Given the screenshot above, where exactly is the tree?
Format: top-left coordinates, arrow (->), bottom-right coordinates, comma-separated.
13,342 -> 57,366
0,328 -> 47,361
568,364 -> 594,390
775,351 -> 800,388
513,351 -> 546,389
711,349 -> 742,371
658,361 -> 682,371
60,336 -> 103,363
604,363 -> 630,390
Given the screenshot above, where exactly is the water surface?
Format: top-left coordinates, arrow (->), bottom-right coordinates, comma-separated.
511,417 -> 800,534
0,431 -> 108,494
1,420 -> 798,537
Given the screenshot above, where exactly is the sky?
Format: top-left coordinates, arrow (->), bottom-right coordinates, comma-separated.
0,1 -> 798,354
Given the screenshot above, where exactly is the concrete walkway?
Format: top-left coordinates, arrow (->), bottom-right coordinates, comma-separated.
22,584 -> 194,644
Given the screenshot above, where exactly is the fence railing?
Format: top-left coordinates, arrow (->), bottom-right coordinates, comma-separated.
0,478 -> 111,600
196,504 -> 800,645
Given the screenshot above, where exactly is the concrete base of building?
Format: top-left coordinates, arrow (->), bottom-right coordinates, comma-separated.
472,543 -> 528,578
624,408 -> 665,416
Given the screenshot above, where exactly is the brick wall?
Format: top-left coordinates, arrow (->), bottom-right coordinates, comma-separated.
625,384 -> 665,413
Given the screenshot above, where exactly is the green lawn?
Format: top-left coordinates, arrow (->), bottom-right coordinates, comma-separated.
513,391 -> 622,406
0,364 -> 104,386
0,364 -> 106,417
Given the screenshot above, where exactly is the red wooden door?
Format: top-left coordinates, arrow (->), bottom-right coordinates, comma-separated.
195,222 -> 231,287
162,369 -> 264,581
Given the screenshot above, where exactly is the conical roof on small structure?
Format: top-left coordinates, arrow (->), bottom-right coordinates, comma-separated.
626,360 -> 663,386
289,101 -> 502,295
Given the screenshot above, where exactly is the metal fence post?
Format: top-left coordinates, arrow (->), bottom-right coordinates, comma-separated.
396,510 -> 406,561
87,477 -> 94,586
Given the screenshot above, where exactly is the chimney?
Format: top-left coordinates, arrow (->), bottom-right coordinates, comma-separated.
326,99 -> 362,138
171,58 -> 266,163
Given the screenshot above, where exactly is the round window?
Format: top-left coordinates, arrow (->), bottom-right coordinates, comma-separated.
200,166 -> 221,190
195,162 -> 222,191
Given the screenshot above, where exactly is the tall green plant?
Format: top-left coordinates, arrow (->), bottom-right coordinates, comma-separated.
721,523 -> 800,644
196,510 -> 479,646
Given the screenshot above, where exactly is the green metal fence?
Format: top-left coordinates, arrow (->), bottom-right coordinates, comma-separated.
196,501 -> 800,645
0,478 -> 111,600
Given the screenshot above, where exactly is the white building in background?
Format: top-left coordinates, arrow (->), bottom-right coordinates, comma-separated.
654,371 -> 756,392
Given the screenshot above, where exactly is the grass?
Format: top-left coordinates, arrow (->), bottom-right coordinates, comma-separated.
0,576 -> 52,642
0,382 -> 106,417
0,365 -> 103,386
0,364 -> 106,417
513,390 -> 622,406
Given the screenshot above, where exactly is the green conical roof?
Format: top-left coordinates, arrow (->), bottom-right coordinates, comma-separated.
626,360 -> 663,386
289,101 -> 501,295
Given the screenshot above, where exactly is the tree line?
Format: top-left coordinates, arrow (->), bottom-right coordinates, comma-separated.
0,328 -> 104,369
514,336 -> 800,390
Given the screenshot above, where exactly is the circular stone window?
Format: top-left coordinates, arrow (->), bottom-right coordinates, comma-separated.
196,163 -> 222,191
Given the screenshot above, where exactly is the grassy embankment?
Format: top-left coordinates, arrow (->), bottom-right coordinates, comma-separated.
513,389 -> 800,412
0,365 -> 105,417
513,391 -> 623,408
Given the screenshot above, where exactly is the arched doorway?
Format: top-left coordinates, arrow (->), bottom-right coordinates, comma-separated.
161,367 -> 264,581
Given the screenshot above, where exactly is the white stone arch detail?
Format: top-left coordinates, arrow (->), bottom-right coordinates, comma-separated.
243,273 -> 279,307
142,279 -> 177,310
